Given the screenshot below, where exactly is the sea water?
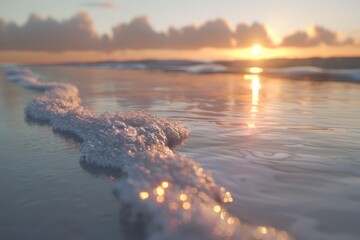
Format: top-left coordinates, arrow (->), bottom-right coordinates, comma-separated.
1,64 -> 360,240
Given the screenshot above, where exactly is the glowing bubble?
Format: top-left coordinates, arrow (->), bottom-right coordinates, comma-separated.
179,194 -> 188,201
161,181 -> 169,188
139,192 -> 149,200
213,205 -> 221,213
182,201 -> 191,210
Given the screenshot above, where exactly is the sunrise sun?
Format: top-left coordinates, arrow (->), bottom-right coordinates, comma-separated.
251,44 -> 263,56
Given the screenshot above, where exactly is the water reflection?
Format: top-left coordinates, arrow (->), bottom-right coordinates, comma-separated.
62,68 -> 271,129
81,159 -> 292,240
25,116 -> 82,148
251,75 -> 261,108
249,67 -> 263,74
15,66 -> 360,240
244,67 -> 262,128
16,67 -> 295,240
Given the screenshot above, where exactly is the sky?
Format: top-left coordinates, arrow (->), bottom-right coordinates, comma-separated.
1,0 -> 360,62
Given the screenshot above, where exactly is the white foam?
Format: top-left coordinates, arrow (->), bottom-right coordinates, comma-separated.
181,63 -> 228,74
5,66 -> 291,240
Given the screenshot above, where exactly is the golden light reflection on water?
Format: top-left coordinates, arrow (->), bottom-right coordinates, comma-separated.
227,217 -> 235,225
155,186 -> 165,196
213,205 -> 221,213
244,68 -> 262,128
157,195 -> 165,203
251,75 -> 261,106
161,181 -> 169,188
249,67 -> 263,74
258,226 -> 268,234
179,193 -> 188,201
182,201 -> 191,210
135,180 -> 291,239
137,180 -> 234,212
139,191 -> 149,200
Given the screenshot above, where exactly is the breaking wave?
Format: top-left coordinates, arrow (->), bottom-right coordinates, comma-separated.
64,60 -> 360,81
4,66 -> 292,240
70,61 -> 229,74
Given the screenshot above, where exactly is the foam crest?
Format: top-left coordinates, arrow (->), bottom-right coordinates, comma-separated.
74,61 -> 229,74
69,60 -> 360,81
5,66 -> 291,240
181,63 -> 228,74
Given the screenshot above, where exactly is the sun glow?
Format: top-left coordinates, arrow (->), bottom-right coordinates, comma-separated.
251,44 -> 263,56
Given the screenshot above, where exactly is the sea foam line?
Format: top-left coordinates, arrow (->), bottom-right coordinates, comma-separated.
4,66 -> 291,240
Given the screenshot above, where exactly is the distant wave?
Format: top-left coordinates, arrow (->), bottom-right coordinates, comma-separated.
62,60 -> 360,81
4,66 -> 291,240
69,61 -> 229,74
264,66 -> 360,81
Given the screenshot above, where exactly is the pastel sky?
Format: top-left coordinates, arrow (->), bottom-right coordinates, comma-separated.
1,0 -> 360,62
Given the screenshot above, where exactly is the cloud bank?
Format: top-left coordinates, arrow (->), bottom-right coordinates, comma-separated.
0,13 -> 110,51
0,13 -> 357,52
281,25 -> 354,47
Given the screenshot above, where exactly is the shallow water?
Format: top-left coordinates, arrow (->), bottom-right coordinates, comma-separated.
1,66 -> 360,240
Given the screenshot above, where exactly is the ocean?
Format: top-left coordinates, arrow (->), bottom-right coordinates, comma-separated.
1,60 -> 360,240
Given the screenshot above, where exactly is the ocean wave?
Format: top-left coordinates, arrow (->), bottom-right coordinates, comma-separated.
264,66 -> 360,81
69,61 -> 230,74
4,66 -> 291,240
179,63 -> 228,74
63,60 -> 360,81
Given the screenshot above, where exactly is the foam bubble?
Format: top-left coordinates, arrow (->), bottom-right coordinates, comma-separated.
5,66 -> 292,240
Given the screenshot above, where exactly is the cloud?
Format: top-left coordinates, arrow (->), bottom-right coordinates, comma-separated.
0,18 -> 6,44
83,1 -> 118,9
112,17 -> 235,49
111,17 -> 272,50
281,25 -> 354,47
0,13 -> 357,52
112,16 -> 167,49
234,22 -> 274,47
167,19 -> 234,49
0,12 -> 109,52
1,13 -> 272,51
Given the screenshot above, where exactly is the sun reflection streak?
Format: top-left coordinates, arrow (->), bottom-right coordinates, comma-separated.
251,75 -> 261,106
244,69 -> 262,128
